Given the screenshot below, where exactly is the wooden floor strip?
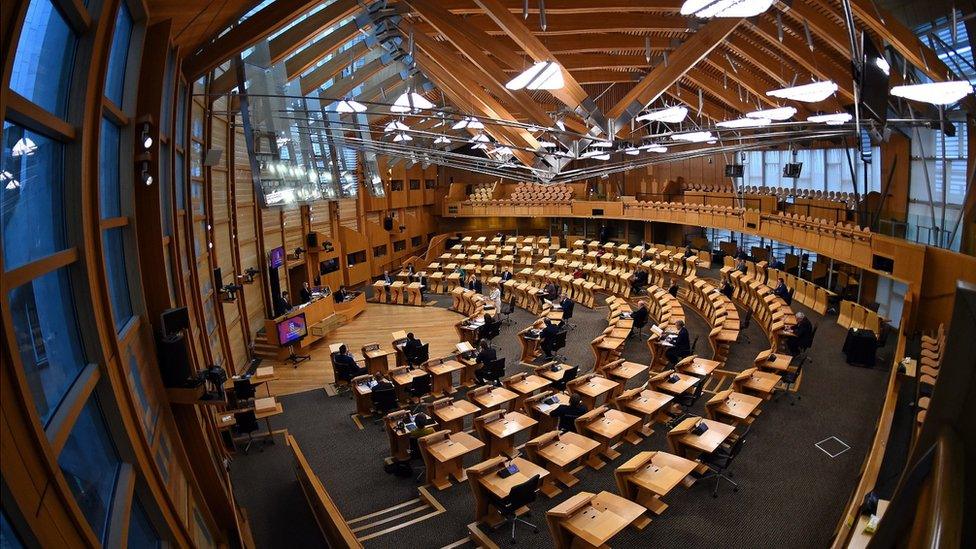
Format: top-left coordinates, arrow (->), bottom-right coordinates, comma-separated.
350,504 -> 430,533
355,510 -> 444,541
348,498 -> 422,524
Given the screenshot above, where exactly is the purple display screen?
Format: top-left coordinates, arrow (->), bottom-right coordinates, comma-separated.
269,246 -> 285,268
276,313 -> 307,345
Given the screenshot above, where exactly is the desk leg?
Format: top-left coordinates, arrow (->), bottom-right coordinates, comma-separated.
429,463 -> 452,490
547,465 -> 579,488
623,427 -> 643,445
636,489 -> 669,515
448,458 -> 467,483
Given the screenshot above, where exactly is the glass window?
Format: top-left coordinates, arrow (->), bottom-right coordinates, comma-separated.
1,121 -> 67,270
175,152 -> 185,210
175,83 -> 187,148
104,3 -> 132,106
190,142 -> 203,178
58,396 -> 121,541
9,0 -> 77,117
99,118 -> 122,218
8,267 -> 86,424
103,228 -> 133,332
1,509 -> 25,548
160,144 -> 172,236
154,432 -> 172,484
127,353 -> 154,438
127,498 -> 161,549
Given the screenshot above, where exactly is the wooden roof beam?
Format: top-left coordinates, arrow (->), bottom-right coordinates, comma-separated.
434,0 -> 684,15
285,19 -> 363,80
316,56 -> 387,102
299,41 -> 370,95
183,0 -> 328,79
607,17 -> 744,133
411,12 -> 691,36
267,0 -> 360,65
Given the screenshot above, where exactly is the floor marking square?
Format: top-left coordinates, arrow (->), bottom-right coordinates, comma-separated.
815,436 -> 851,458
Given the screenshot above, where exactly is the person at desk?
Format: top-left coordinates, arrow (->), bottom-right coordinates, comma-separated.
551,394 -> 588,433
335,345 -> 367,378
300,281 -> 313,304
273,290 -> 293,317
665,319 -> 692,366
467,274 -> 483,293
735,258 -> 748,275
500,269 -> 513,281
383,270 -> 394,284
667,277 -> 679,298
540,318 -> 562,358
788,312 -> 814,355
631,300 -> 649,332
773,278 -> 790,300
573,267 -> 585,280
404,332 -> 423,366
334,286 -> 348,303
407,263 -> 416,277
631,268 -> 648,294
372,372 -> 394,392
543,280 -> 559,302
454,265 -> 467,282
559,295 -> 574,317
489,285 -> 502,311
720,277 -> 734,299
683,244 -> 695,259
409,413 -> 436,439
474,340 -> 497,384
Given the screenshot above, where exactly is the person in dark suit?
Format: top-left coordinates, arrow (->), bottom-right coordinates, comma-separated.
631,300 -> 649,329
500,269 -> 513,281
665,319 -> 691,365
334,344 -> 367,378
788,312 -> 814,354
474,340 -> 497,384
599,224 -> 610,243
471,275 -> 483,294
683,245 -> 695,258
300,282 -> 313,304
540,319 -> 561,358
720,277 -> 734,299
668,278 -> 679,298
543,280 -> 559,302
333,286 -> 348,303
559,295 -> 574,318
631,269 -> 649,294
372,372 -> 394,392
551,394 -> 588,432
274,291 -> 293,317
735,259 -> 748,275
383,270 -> 394,284
773,278 -> 790,300
404,332 -> 423,366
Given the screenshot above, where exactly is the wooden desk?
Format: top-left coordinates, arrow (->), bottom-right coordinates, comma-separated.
476,411 -> 538,459
372,280 -> 389,303
667,417 -> 736,459
524,391 -> 570,436
419,430 -> 486,490
602,360 -> 649,388
759,352 -> 793,373
568,375 -> 619,409
546,491 -> 647,549
383,410 -> 412,461
705,389 -> 762,426
653,371 -> 700,396
682,357 -> 722,377
406,282 -> 423,306
468,457 -> 550,527
425,359 -> 466,395
526,431 -> 603,496
614,451 -> 697,516
733,368 -> 782,399
225,366 -> 277,397
334,291 -> 366,321
362,344 -> 395,374
517,326 -> 543,363
430,398 -> 481,433
614,388 -> 673,437
351,376 -> 377,416
468,385 -> 518,412
577,406 -> 642,461
504,373 -> 552,410
389,366 -> 428,402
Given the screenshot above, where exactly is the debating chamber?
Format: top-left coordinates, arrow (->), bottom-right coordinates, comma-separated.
2,0 -> 976,547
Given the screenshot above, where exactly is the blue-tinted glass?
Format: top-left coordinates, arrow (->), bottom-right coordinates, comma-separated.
102,228 -> 133,332
8,267 -> 86,424
159,144 -> 172,236
127,354 -> 154,438
99,118 -> 121,218
190,142 -> 202,177
154,432 -> 171,484
127,499 -> 161,549
9,0 -> 77,117
104,3 -> 132,105
174,152 -> 185,209
1,121 -> 67,270
175,84 -> 187,148
1,510 -> 25,548
58,397 -> 120,541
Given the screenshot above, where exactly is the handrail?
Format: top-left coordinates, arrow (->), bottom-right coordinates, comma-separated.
287,434 -> 363,548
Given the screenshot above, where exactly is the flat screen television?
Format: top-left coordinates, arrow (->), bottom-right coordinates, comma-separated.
276,313 -> 307,346
319,258 -> 339,275
268,246 -> 285,268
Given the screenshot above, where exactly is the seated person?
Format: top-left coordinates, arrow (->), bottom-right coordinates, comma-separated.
773,278 -> 790,300
473,340 -> 497,384
787,312 -> 814,355
404,332 -> 423,366
630,301 -> 649,333
372,372 -> 394,392
667,278 -> 679,298
683,244 -> 695,258
540,318 -> 562,358
407,263 -> 416,277
408,413 -> 436,439
572,268 -> 585,279
468,274 -> 483,294
631,269 -> 649,293
543,280 -> 559,302
735,259 -> 748,275
500,269 -> 513,281
720,277 -> 734,298
551,394 -> 588,433
273,290 -> 293,317
300,282 -> 313,304
333,286 -> 348,303
665,320 -> 692,365
334,345 -> 367,378
559,295 -> 574,318
382,270 -> 394,284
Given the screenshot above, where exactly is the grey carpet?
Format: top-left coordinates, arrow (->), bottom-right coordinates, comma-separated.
229,267 -> 895,548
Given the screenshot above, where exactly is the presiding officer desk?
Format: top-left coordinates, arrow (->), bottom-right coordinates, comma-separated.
263,289 -> 366,349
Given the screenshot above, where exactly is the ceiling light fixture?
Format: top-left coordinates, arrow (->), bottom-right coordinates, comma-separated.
680,0 -> 774,18
538,140 -> 557,148
433,136 -> 451,144
635,105 -> 688,123
580,150 -> 611,160
639,144 -> 669,153
471,142 -> 489,150
767,80 -> 838,102
1,170 -> 20,189
11,137 -> 37,157
393,132 -> 412,142
807,112 -> 852,125
746,106 -> 796,121
383,120 -> 409,132
505,61 -> 564,90
875,56 -> 891,76
716,117 -> 772,129
452,116 -> 485,130
624,147 -> 640,155
390,91 -> 435,113
336,99 -> 367,113
671,131 -> 715,143
141,161 -> 154,186
469,133 -> 490,143
890,81 -> 974,105
590,140 -> 613,148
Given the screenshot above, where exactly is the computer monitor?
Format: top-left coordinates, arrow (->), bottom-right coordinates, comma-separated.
268,246 -> 285,269
276,313 -> 307,346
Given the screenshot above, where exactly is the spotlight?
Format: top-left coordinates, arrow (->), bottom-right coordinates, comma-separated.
141,161 -> 153,186
141,123 -> 153,149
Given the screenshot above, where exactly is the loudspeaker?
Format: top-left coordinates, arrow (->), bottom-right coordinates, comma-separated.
306,232 -> 318,248
383,216 -> 394,230
157,333 -> 196,387
871,254 -> 894,273
213,267 -> 222,286
161,307 -> 189,335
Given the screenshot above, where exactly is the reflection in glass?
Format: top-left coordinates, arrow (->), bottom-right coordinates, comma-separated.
9,0 -> 77,117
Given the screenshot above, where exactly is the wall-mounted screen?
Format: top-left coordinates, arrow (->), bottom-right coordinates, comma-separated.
276,313 -> 307,346
268,246 -> 285,268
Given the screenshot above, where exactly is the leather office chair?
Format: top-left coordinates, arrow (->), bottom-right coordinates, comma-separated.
232,410 -> 261,454
370,387 -> 400,419
480,357 -> 506,385
631,312 -> 648,339
331,352 -> 355,398
407,436 -> 427,482
776,361 -> 805,405
500,296 -> 517,325
407,374 -> 432,410
551,365 -> 579,392
233,379 -> 255,408
480,321 -> 501,346
408,343 -> 430,367
561,300 -> 577,330
546,329 -> 569,363
700,425 -> 751,497
489,474 -> 541,543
